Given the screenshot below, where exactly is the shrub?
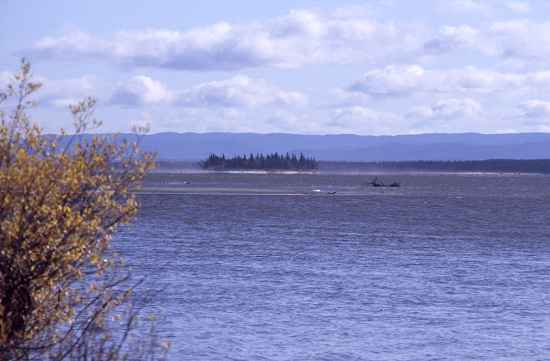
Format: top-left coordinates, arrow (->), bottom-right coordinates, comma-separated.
0,60 -> 166,361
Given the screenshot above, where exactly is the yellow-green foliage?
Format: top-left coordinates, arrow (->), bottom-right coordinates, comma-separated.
0,60 -> 155,360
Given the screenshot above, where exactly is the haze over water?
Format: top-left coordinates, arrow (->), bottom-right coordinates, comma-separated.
114,172 -> 550,360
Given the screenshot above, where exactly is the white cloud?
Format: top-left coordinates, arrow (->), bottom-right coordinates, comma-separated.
423,19 -> 550,63
348,65 -> 425,96
434,67 -> 525,93
0,71 -> 11,88
130,112 -> 153,132
505,1 -> 531,13
150,107 -> 313,133
31,75 -> 97,108
0,70 -> 98,108
517,99 -> 550,129
527,71 -> 550,87
177,76 -> 306,108
27,8 -> 421,71
489,20 -> 550,61
32,8 -> 550,74
447,0 -> 490,14
440,0 -> 531,15
423,25 -> 485,54
328,106 -> 402,134
331,88 -> 373,106
264,109 -> 321,133
3,68 -> 308,111
408,98 -> 482,120
32,32 -> 110,60
109,75 -> 306,109
345,65 -> 548,98
110,76 -> 174,106
13,5 -> 550,135
41,76 -> 97,108
519,100 -> 550,118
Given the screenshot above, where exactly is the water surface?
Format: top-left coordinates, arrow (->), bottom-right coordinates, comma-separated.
116,172 -> 550,360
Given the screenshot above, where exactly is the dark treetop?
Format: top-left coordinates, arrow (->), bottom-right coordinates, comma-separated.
199,153 -> 318,170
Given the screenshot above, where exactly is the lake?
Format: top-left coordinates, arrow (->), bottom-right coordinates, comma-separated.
115,172 -> 550,360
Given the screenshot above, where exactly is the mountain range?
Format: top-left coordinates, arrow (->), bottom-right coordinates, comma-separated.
122,132 -> 550,161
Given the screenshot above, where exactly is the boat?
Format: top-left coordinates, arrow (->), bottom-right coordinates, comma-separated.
369,177 -> 384,187
368,177 -> 401,188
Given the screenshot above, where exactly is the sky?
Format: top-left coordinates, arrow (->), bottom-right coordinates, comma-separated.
3,0 -> 550,135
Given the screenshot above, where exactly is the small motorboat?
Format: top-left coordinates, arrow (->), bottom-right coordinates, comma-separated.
369,177 -> 384,187
368,177 -> 401,188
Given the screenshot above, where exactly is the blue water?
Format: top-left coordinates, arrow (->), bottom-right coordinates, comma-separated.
116,173 -> 550,360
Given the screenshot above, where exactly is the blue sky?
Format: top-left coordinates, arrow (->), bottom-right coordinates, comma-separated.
3,0 -> 550,134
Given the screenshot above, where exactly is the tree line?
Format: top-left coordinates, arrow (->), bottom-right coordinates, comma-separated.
200,152 -> 318,170
321,159 -> 550,174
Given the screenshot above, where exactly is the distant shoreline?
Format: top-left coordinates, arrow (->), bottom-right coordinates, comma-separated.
154,159 -> 550,175
319,159 -> 550,174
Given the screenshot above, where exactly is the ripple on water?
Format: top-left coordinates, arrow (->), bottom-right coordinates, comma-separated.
115,173 -> 550,360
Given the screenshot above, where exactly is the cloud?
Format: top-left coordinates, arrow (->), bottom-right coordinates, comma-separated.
148,107 -> 314,134
517,99 -> 550,129
440,0 -> 531,15
446,0 -> 490,14
0,69 -> 100,109
348,65 -> 425,96
518,100 -> 550,118
345,65 -> 548,98
423,25 -> 485,54
2,69 -> 307,111
488,20 -> 550,61
264,109 -> 322,133
328,106 -> 402,134
33,8 -> 550,72
41,76 -> 98,108
129,112 -> 153,132
110,76 -> 174,107
26,8 -> 421,71
505,1 -> 531,13
177,76 -> 307,108
423,19 -> 550,63
526,71 -> 550,87
408,98 -> 482,120
32,32 -> 111,60
109,75 -> 306,109
0,71 -> 11,88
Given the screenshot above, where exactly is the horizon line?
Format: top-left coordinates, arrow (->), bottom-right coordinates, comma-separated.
44,131 -> 550,137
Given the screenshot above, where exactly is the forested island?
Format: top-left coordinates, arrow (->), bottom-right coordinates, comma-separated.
155,158 -> 550,174
200,153 -> 319,170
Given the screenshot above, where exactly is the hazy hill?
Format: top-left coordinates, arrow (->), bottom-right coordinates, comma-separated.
128,132 -> 550,161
